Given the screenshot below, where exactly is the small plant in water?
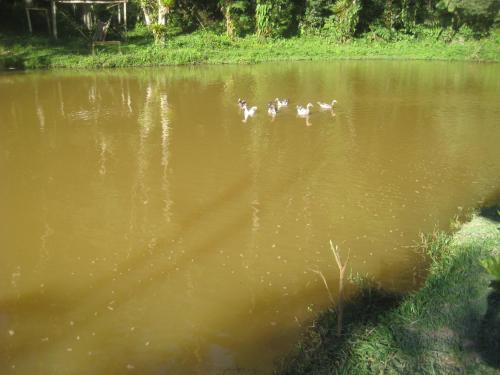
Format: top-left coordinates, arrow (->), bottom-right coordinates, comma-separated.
349,272 -> 379,296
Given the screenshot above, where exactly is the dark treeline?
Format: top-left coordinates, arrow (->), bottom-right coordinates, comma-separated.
1,0 -> 499,42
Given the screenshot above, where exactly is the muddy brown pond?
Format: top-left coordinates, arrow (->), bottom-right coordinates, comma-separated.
1,61 -> 500,374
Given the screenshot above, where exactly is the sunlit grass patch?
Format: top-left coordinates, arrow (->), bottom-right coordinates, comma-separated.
276,208 -> 500,374
1,30 -> 499,70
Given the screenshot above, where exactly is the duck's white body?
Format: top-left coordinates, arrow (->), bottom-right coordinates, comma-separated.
242,104 -> 257,122
244,104 -> 257,117
297,103 -> 313,117
317,100 -> 337,110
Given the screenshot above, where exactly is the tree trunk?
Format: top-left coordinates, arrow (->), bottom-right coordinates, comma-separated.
158,0 -> 168,25
141,4 -> 152,26
224,7 -> 234,38
83,5 -> 93,30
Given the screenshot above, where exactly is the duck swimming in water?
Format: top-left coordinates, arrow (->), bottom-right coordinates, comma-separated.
267,102 -> 278,117
238,98 -> 247,109
297,103 -> 313,117
244,104 -> 257,117
242,104 -> 257,122
275,98 -> 289,108
317,100 -> 337,110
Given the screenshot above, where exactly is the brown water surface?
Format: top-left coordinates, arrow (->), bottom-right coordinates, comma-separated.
1,61 -> 500,374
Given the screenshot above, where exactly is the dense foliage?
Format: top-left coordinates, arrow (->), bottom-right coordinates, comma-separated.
1,0 -> 498,41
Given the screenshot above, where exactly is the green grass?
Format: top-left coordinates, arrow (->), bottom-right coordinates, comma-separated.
1,29 -> 500,70
276,207 -> 500,375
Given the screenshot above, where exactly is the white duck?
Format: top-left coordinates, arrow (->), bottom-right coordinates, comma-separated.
238,98 -> 247,109
242,104 -> 257,122
296,103 -> 313,117
317,100 -> 337,110
244,104 -> 257,117
275,98 -> 289,108
267,102 -> 278,117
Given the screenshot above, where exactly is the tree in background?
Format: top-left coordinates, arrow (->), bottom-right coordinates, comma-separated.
323,0 -> 362,41
220,0 -> 254,38
301,0 -> 334,34
255,0 -> 296,37
158,0 -> 175,26
141,0 -> 176,43
137,0 -> 174,27
139,0 -> 154,26
401,0 -> 418,32
1,0 -> 498,41
255,1 -> 272,36
167,0 -> 222,34
436,0 -> 500,33
356,0 -> 385,33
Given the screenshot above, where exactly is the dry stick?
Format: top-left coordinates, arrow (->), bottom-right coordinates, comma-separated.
329,240 -> 350,337
308,268 -> 334,305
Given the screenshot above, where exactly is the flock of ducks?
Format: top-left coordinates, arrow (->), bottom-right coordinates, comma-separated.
238,98 -> 337,123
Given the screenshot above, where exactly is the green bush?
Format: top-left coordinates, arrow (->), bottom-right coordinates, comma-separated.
364,24 -> 398,42
150,24 -> 168,44
322,0 -> 362,42
256,0 -> 296,38
456,24 -> 477,41
300,0 -> 333,35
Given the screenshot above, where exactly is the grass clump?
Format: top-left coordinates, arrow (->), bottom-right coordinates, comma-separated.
481,255 -> 500,281
276,207 -> 500,374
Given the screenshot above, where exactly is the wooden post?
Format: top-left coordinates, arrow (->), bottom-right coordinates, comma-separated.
51,0 -> 57,39
26,8 -> 33,33
118,4 -> 122,24
123,1 -> 127,32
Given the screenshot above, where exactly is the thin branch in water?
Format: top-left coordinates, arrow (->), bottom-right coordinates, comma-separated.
329,240 -> 350,337
308,241 -> 350,337
308,268 -> 334,304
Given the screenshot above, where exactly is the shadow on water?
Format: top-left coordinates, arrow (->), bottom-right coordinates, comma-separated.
479,205 -> 500,223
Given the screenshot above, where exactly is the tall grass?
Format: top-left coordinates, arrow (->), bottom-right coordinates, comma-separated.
1,29 -> 499,70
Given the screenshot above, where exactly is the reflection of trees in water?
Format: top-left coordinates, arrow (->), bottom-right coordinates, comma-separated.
97,135 -> 110,176
57,81 -> 65,116
128,81 -> 159,252
246,120 -> 263,315
34,82 -> 46,132
160,93 -> 173,224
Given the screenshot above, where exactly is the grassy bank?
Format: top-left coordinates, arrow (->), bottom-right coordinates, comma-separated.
276,207 -> 500,374
1,29 -> 500,70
